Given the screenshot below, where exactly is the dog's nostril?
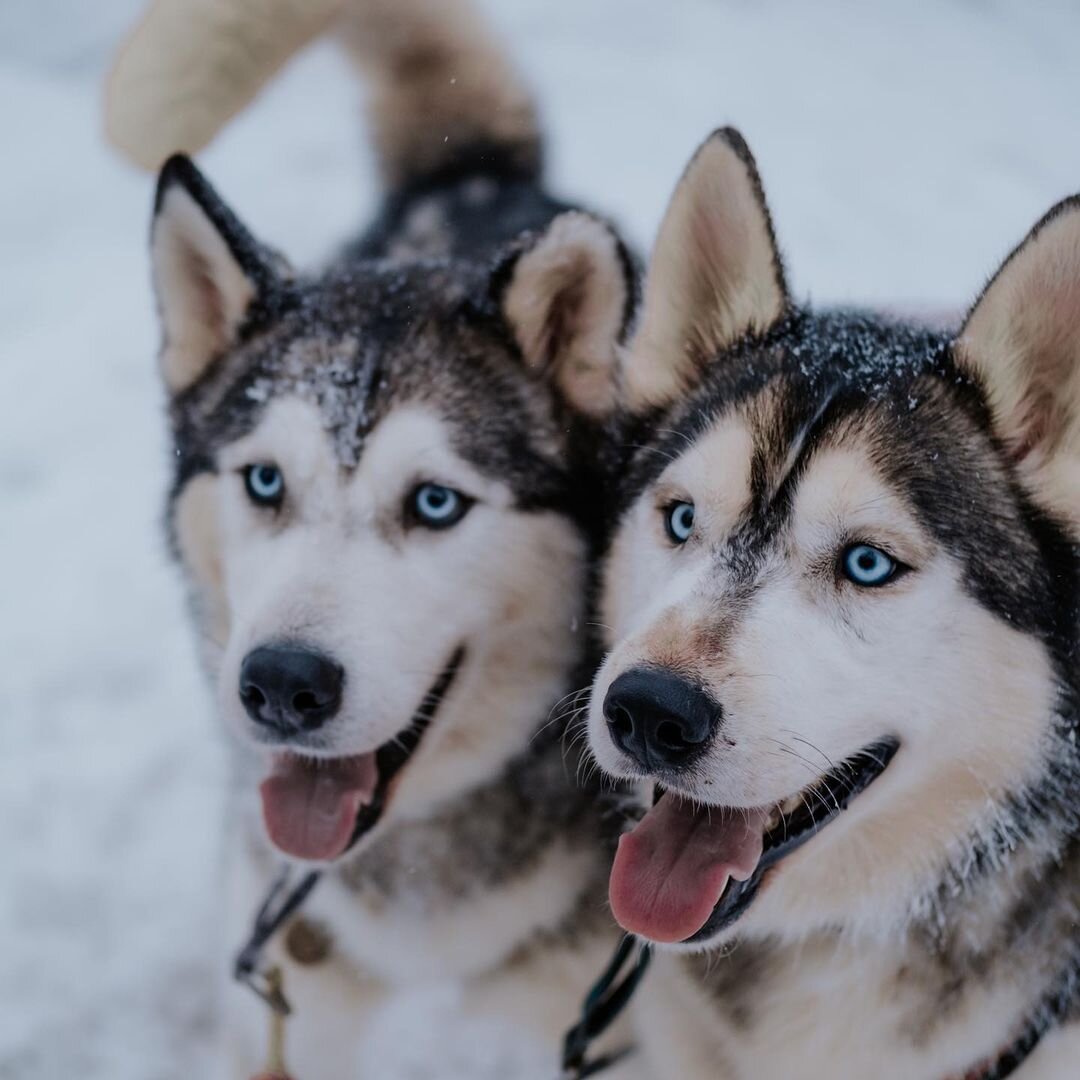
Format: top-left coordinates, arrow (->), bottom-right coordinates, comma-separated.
292,690 -> 319,714
238,645 -> 344,735
603,668 -> 723,770
656,718 -> 689,750
242,683 -> 267,709
609,704 -> 635,736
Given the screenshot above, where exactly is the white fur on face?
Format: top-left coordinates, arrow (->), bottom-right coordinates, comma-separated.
179,397 -> 586,821
588,412 -> 1059,940
600,417 -> 754,649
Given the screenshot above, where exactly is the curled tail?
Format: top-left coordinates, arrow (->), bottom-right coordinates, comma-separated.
104,0 -> 542,189
339,0 -> 541,189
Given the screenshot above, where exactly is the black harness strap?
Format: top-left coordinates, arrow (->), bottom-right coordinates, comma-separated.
561,936 -> 1080,1080
959,949 -> 1080,1080
231,867 -> 1080,1078
234,866 -> 322,1015
560,934 -> 652,1078
234,872 -> 654,1076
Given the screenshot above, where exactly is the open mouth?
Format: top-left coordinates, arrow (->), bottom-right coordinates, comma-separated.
609,737 -> 898,944
258,647 -> 465,862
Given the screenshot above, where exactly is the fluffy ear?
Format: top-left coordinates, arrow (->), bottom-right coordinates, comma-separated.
623,127 -> 788,410
957,196 -> 1080,520
499,212 -> 634,418
151,155 -> 285,393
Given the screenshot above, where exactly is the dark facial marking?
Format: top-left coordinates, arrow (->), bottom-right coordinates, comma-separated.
168,259 -> 578,518
613,309 -> 1078,681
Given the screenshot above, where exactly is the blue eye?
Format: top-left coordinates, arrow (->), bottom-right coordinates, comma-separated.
665,501 -> 695,544
842,543 -> 898,587
411,483 -> 470,529
244,464 -> 284,506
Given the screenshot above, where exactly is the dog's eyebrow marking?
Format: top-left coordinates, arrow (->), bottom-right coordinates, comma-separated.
774,391 -> 834,494
760,382 -> 848,520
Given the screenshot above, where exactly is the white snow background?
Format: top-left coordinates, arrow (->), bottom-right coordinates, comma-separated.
2,1 -> 1079,1076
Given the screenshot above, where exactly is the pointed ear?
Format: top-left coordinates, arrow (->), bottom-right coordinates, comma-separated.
498,211 -> 635,418
957,195 -> 1080,519
623,127 -> 788,411
151,154 -> 286,393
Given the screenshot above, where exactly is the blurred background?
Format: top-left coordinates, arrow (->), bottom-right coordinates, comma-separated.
1,1 -> 1078,1076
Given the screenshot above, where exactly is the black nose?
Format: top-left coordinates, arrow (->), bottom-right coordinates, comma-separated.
603,667 -> 721,770
239,645 -> 344,736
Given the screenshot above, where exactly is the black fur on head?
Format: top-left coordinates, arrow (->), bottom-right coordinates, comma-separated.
589,133 -> 1080,987
616,307 -> 1079,685
151,154 -> 638,547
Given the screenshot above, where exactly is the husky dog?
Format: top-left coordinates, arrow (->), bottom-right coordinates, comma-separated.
576,128 -> 1080,1077
119,1 -> 642,1074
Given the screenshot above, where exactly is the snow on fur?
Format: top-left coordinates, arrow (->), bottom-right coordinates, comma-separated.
2,0 -> 1080,1076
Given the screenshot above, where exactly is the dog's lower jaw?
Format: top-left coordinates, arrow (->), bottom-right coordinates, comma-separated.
609,740 -> 899,948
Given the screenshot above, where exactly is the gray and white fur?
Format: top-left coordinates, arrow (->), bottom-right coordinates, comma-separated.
135,1 -> 643,1074
574,128 -> 1080,1078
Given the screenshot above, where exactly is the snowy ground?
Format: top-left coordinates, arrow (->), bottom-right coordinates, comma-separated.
2,1 -> 1078,1077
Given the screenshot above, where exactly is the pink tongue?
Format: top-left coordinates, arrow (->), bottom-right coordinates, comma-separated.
259,753 -> 378,862
610,795 -> 769,943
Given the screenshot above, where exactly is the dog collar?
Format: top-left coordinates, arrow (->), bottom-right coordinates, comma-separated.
945,949 -> 1080,1080
235,865 -> 321,1015
236,873 -> 1079,1080
560,935 -> 652,1078
565,938 -> 1080,1080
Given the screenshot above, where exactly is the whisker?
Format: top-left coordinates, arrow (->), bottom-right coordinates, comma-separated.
783,732 -> 837,772
655,427 -> 697,452
623,442 -> 678,465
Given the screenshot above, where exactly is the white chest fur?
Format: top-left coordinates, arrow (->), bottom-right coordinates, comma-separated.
308,840 -> 596,983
